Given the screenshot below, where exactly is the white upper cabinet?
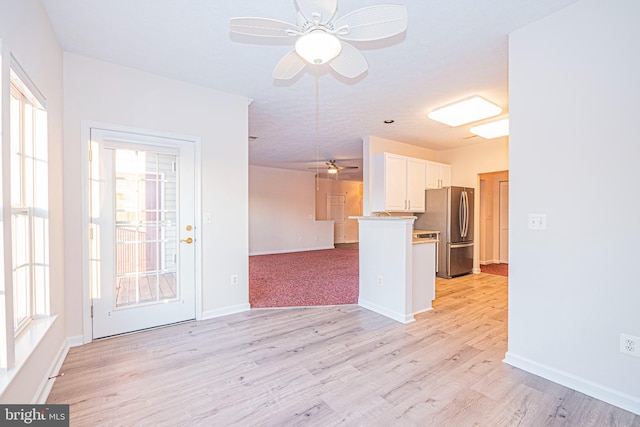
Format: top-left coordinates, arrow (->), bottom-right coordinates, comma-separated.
425,161 -> 452,189
406,157 -> 426,212
372,153 -> 426,212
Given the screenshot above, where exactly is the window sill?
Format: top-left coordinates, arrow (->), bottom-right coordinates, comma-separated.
0,315 -> 58,398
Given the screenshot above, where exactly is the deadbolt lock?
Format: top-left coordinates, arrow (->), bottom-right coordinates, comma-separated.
186,225 -> 193,231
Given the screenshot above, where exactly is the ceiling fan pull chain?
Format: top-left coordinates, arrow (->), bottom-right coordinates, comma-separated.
315,65 -> 320,134
315,65 -> 320,190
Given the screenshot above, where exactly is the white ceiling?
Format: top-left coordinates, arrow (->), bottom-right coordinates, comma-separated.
41,0 -> 579,180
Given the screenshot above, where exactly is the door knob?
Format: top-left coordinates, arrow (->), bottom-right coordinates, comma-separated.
180,237 -> 193,244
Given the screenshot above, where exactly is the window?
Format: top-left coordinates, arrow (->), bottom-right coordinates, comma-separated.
9,66 -> 49,335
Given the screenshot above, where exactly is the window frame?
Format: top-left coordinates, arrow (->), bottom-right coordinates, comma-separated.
5,59 -> 49,338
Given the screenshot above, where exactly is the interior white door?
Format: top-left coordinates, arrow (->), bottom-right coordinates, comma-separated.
499,181 -> 509,263
90,128 -> 196,339
327,195 -> 346,244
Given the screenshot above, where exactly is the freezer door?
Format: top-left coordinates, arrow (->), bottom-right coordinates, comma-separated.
465,188 -> 474,241
447,242 -> 474,277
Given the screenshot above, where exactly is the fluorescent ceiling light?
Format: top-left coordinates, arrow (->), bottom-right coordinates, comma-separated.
470,118 -> 509,139
428,96 -> 502,127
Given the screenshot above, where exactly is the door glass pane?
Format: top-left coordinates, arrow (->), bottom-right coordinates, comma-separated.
114,149 -> 178,308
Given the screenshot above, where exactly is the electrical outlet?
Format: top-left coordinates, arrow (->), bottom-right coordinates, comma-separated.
377,275 -> 383,286
230,274 -> 239,286
620,333 -> 639,357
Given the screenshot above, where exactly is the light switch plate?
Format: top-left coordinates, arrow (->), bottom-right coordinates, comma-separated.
528,214 -> 547,230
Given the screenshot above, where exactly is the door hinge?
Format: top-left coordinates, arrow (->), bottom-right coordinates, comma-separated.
89,149 -> 93,162
91,305 -> 94,318
172,161 -> 177,172
89,227 -> 93,240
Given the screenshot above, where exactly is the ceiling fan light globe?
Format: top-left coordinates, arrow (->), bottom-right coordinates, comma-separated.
295,30 -> 342,64
327,167 -> 339,174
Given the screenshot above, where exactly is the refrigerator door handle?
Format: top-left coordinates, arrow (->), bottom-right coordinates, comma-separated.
450,242 -> 474,248
463,190 -> 469,238
459,192 -> 465,237
460,191 -> 467,238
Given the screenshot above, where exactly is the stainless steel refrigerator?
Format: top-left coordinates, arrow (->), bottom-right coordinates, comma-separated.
414,186 -> 474,278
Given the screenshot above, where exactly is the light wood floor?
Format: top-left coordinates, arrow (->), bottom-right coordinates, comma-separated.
48,273 -> 640,426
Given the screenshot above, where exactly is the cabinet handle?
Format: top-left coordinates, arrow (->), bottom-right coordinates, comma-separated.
408,200 -> 411,210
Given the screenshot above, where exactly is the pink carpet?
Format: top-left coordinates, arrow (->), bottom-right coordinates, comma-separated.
480,263 -> 508,277
249,248 -> 359,308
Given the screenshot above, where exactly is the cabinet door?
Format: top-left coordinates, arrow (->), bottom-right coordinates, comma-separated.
425,161 -> 440,189
384,153 -> 408,211
439,164 -> 452,188
406,158 -> 426,212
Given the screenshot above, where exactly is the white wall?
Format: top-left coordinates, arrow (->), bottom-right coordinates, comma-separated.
436,139 -> 508,188
357,218 -> 414,324
63,53 -> 249,327
507,0 -> 640,414
363,135 -> 439,215
249,166 -> 333,255
0,0 -> 65,402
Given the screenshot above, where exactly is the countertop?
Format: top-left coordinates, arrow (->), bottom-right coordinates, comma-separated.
350,216 -> 417,221
412,238 -> 439,245
413,229 -> 440,234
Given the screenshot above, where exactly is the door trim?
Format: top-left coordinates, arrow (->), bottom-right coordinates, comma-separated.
81,121 -> 202,344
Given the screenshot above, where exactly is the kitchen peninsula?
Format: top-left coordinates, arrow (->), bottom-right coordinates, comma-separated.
352,216 -> 437,323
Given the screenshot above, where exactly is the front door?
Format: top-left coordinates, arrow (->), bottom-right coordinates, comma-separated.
90,128 -> 196,339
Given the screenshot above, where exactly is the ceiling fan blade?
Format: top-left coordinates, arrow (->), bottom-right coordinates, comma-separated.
336,166 -> 359,170
295,0 -> 338,24
229,17 -> 299,37
333,5 -> 408,41
272,50 -> 306,80
328,42 -> 368,79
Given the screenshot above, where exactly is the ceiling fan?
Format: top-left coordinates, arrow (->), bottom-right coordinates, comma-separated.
310,160 -> 359,175
229,0 -> 408,80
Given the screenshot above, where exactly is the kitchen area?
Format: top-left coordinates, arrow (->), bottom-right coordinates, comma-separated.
354,150 -> 475,323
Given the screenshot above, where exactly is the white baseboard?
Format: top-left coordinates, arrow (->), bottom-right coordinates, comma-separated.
67,335 -> 85,348
201,303 -> 251,320
249,246 -> 334,256
413,306 -> 433,316
480,260 -> 500,265
33,340 -> 70,404
504,352 -> 640,416
472,268 -> 482,274
358,299 -> 415,324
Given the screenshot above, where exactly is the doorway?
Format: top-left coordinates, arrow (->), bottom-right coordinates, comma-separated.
327,194 -> 346,244
479,171 -> 509,272
89,128 -> 197,339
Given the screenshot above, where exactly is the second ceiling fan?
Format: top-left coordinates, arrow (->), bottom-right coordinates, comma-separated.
310,159 -> 359,175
